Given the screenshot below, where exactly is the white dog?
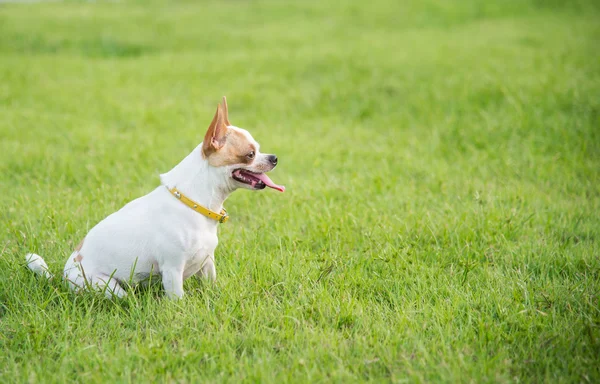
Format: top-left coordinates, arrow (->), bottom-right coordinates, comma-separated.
25,97 -> 284,299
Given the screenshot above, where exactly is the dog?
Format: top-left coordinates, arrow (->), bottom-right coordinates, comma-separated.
25,97 -> 284,299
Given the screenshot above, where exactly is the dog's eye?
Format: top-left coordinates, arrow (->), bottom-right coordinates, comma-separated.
247,151 -> 255,160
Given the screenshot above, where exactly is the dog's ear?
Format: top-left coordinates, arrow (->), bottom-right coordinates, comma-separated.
202,104 -> 228,157
221,96 -> 231,126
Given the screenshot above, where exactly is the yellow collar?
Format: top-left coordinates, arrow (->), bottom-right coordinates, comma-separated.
167,187 -> 229,223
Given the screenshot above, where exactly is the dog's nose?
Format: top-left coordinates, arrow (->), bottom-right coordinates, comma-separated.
268,155 -> 278,166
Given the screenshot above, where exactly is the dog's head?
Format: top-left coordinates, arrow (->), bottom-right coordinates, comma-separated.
201,97 -> 285,193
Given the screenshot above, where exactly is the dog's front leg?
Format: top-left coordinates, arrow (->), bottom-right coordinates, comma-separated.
196,255 -> 216,282
162,268 -> 185,299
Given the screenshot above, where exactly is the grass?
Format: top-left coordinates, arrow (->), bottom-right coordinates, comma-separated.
1,0 -> 599,382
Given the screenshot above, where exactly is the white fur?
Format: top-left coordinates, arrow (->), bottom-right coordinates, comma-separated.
25,125 -> 277,299
25,253 -> 53,279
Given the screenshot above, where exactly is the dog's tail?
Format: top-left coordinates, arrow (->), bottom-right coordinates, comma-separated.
25,253 -> 54,279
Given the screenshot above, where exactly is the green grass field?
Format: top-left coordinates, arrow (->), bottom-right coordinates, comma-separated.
1,0 -> 599,382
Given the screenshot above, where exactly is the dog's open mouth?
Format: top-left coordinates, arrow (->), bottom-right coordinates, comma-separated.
232,169 -> 285,192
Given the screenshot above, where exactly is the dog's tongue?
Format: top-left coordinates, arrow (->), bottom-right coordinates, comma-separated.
255,173 -> 285,192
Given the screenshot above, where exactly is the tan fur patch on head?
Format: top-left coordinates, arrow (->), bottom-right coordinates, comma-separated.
207,129 -> 257,167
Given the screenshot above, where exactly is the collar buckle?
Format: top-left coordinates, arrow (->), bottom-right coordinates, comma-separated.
219,210 -> 229,223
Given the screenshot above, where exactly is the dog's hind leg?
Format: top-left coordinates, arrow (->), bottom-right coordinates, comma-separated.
92,273 -> 127,299
63,255 -> 126,299
63,253 -> 88,292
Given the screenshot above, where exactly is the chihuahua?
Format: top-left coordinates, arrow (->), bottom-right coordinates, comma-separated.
25,97 -> 284,299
